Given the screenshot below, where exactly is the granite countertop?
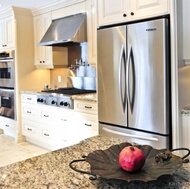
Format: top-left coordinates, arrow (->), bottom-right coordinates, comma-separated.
20,90 -> 97,102
0,135 -> 189,189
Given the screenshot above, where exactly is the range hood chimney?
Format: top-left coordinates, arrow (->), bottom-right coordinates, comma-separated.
37,13 -> 87,47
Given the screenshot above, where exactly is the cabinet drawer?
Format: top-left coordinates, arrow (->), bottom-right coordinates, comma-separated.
79,119 -> 98,132
40,127 -> 55,143
21,94 -> 37,104
74,100 -> 97,114
2,122 -> 15,131
22,105 -> 38,120
22,120 -> 39,139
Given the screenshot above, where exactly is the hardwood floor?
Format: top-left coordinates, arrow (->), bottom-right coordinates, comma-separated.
0,134 -> 49,167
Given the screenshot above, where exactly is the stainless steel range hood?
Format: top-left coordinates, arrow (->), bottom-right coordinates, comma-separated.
37,13 -> 87,47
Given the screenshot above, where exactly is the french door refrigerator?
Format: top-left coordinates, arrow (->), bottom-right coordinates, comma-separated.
98,17 -> 171,149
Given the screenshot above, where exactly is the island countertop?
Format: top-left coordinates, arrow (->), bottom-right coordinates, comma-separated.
0,135 -> 189,189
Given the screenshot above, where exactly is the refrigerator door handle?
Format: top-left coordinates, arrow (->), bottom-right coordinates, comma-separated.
102,127 -> 159,142
119,45 -> 126,112
126,44 -> 135,113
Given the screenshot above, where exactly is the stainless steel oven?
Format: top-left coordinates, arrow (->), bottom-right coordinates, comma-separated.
0,51 -> 15,88
0,51 -> 15,119
0,88 -> 15,119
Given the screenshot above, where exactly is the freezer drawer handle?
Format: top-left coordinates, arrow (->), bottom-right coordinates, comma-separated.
103,127 -> 158,142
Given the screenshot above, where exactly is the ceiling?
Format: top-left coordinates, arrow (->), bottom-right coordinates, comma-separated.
0,0 -> 63,11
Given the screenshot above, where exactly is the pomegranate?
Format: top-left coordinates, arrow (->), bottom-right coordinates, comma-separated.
119,146 -> 145,172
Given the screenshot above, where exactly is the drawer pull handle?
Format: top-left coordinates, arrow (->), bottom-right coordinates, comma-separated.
27,111 -> 32,114
27,128 -> 32,131
43,115 -> 49,118
27,98 -> 32,100
85,123 -> 92,127
85,106 -> 92,109
5,124 -> 9,127
61,119 -> 67,121
44,133 -> 49,136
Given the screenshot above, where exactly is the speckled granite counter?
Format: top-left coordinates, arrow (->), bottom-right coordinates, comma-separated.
20,90 -> 97,102
71,93 -> 97,102
0,135 -> 189,189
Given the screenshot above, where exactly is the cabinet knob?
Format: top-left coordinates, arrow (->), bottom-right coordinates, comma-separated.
123,13 -> 127,17
131,12 -> 134,16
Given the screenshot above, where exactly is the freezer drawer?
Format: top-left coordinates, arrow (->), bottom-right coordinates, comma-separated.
99,123 -> 169,149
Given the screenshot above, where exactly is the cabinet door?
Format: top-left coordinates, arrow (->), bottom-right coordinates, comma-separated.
98,0 -> 129,26
34,13 -> 53,68
130,0 -> 169,19
87,0 -> 97,66
22,119 -> 39,139
0,16 -> 14,50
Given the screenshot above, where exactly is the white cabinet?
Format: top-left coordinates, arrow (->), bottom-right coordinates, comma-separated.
21,94 -> 39,139
34,13 -> 53,68
21,94 -> 98,150
73,100 -> 98,141
87,0 -> 97,67
98,0 -> 169,26
21,94 -> 75,150
0,16 -> 14,50
0,118 -> 17,137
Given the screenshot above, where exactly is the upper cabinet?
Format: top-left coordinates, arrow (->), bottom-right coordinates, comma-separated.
33,13 -> 53,68
98,0 -> 169,27
87,0 -> 97,66
0,15 -> 14,50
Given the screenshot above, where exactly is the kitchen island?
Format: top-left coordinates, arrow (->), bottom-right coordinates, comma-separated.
0,135 -> 189,189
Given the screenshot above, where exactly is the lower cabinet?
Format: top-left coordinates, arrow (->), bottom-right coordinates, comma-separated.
0,117 -> 17,137
21,94 -> 98,150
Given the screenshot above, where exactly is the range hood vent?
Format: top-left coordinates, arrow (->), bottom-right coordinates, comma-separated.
37,13 -> 87,47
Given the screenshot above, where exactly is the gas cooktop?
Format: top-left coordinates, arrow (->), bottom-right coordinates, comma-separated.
41,87 -> 96,95
37,88 -> 96,109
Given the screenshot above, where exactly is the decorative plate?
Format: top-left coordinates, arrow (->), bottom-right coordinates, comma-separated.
69,142 -> 190,182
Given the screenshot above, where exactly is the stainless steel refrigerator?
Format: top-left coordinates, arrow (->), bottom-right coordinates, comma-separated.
98,18 -> 171,149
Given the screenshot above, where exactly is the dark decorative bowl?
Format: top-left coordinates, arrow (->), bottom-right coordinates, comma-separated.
69,142 -> 190,182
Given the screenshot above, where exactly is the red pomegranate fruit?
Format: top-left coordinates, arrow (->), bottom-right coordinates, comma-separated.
118,146 -> 145,172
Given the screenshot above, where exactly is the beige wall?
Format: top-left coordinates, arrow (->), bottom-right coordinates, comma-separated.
50,68 -> 69,89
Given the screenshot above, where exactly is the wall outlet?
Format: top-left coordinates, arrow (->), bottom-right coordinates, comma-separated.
58,76 -> 61,83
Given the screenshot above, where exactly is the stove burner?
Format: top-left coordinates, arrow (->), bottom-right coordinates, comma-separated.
41,87 -> 96,95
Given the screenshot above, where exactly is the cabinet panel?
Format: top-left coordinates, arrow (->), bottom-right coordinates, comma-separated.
0,16 -> 14,50
87,0 -> 97,66
34,13 -> 53,68
98,0 -> 169,26
21,94 -> 37,104
74,100 -> 97,114
22,120 -> 39,139
98,0 -> 129,26
131,0 -> 168,19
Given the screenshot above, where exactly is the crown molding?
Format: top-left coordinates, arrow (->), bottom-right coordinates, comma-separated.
32,0 -> 86,16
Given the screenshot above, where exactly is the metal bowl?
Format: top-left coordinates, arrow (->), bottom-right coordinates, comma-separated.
68,76 -> 96,90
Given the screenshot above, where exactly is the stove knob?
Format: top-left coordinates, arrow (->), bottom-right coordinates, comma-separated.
51,100 -> 56,105
37,98 -> 41,102
40,99 -> 44,103
60,101 -> 64,106
63,102 -> 70,107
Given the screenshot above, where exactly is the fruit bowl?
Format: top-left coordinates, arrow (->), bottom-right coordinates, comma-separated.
69,142 -> 190,182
